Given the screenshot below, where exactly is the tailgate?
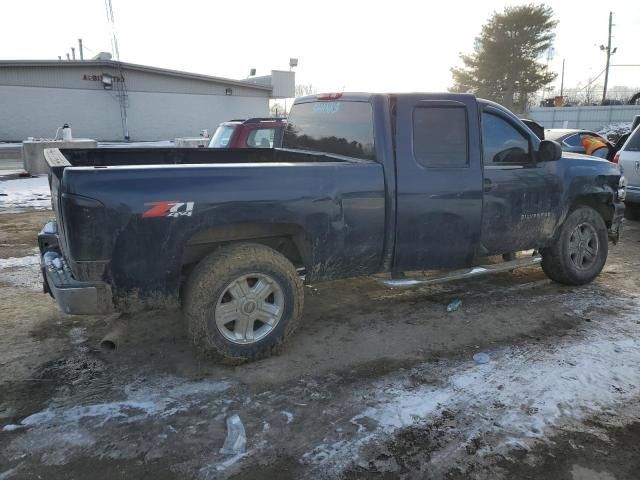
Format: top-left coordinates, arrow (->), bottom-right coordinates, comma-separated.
43,148 -> 70,257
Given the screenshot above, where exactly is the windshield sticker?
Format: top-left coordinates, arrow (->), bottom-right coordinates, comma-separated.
313,102 -> 341,114
143,201 -> 195,218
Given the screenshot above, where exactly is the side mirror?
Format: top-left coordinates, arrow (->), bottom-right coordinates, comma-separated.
538,140 -> 563,162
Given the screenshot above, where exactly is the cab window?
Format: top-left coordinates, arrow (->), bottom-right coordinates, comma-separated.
481,113 -> 531,166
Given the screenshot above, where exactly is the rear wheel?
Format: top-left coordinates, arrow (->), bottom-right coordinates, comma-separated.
624,202 -> 640,220
183,243 -> 304,363
540,207 -> 608,285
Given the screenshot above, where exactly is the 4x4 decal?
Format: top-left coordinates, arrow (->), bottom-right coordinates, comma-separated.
143,201 -> 195,218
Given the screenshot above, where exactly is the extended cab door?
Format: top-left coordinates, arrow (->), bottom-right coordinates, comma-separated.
479,105 -> 563,254
393,94 -> 483,271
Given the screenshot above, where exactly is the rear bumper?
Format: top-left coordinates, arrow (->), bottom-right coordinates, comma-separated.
39,222 -> 113,315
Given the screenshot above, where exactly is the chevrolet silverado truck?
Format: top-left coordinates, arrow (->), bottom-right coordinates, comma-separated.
40,93 -> 625,362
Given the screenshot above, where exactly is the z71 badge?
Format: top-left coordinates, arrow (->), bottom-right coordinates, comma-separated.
143,201 -> 195,218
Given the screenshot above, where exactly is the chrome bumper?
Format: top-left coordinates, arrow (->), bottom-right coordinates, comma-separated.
39,222 -> 113,315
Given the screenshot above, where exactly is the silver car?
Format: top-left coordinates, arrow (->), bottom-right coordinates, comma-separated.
618,125 -> 640,219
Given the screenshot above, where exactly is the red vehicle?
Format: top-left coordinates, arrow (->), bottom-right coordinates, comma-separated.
208,117 -> 286,149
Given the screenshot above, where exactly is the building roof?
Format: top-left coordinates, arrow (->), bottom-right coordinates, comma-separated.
0,59 -> 272,92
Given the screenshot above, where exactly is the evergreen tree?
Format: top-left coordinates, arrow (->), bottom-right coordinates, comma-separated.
450,4 -> 558,112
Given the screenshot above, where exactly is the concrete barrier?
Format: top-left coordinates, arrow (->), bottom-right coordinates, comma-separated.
22,139 -> 97,175
174,137 -> 208,148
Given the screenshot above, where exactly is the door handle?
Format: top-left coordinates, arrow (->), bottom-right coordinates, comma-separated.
483,178 -> 496,193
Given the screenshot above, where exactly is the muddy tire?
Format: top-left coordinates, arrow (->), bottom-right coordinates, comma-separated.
540,207 -> 608,286
182,243 -> 304,363
624,202 -> 640,221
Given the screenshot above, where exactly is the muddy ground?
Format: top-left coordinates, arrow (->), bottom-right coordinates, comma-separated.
1,187 -> 640,479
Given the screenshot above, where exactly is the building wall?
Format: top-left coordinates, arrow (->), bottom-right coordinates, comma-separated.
527,105 -> 640,130
0,64 -> 271,141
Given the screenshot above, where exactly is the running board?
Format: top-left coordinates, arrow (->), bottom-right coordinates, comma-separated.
382,256 -> 542,289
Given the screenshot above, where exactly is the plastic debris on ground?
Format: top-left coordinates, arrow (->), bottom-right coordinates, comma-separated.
473,352 -> 491,365
220,414 -> 247,455
447,299 -> 463,312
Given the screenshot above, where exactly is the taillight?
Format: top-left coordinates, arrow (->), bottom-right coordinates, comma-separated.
613,153 -> 620,164
317,92 -> 343,100
61,193 -> 110,261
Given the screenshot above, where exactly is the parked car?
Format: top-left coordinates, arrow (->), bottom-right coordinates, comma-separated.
544,129 -> 614,160
617,124 -> 640,219
40,92 -> 625,362
520,118 -> 545,140
208,117 -> 286,149
611,115 -> 640,158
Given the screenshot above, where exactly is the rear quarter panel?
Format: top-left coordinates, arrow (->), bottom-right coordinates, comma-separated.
62,161 -> 385,309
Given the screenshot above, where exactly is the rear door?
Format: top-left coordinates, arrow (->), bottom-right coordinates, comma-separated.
393,94 -> 483,270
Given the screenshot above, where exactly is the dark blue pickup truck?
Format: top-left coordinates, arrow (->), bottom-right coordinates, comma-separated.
40,93 -> 625,362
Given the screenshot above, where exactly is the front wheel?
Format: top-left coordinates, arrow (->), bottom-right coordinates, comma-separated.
540,206 -> 608,285
182,243 -> 304,363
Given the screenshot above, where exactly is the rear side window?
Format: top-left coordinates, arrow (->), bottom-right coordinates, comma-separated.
283,101 -> 376,160
626,127 -> 640,151
413,107 -> 468,167
247,128 -> 276,148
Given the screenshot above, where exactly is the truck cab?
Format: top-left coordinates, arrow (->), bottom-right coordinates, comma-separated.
208,117 -> 286,149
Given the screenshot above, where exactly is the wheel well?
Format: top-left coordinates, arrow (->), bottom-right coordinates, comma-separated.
571,194 -> 613,227
181,224 -> 308,272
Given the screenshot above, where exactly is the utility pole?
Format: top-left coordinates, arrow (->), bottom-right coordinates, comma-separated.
601,11 -> 614,104
560,58 -> 565,98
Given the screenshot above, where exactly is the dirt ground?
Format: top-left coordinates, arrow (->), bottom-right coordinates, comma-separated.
1,195 -> 640,479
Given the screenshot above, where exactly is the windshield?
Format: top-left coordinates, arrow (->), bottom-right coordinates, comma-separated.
209,124 -> 237,148
283,101 -> 376,160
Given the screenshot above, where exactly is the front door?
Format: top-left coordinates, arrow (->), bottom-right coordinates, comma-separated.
393,94 -> 483,271
480,106 -> 563,254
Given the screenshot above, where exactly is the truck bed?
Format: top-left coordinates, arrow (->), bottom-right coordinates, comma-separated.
55,147 -> 354,168
43,147 -> 388,311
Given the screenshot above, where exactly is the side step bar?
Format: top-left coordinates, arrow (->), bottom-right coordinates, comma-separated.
382,256 -> 542,289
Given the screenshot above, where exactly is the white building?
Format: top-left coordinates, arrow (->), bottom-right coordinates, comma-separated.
0,59 -> 294,141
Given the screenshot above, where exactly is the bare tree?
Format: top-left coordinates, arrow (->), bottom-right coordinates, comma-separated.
270,102 -> 286,117
295,83 -> 317,97
581,79 -> 601,105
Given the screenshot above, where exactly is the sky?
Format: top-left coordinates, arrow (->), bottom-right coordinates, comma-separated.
1,0 -> 638,94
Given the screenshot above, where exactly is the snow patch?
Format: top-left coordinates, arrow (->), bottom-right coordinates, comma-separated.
597,122 -> 632,141
0,255 -> 39,269
303,292 -> 640,473
3,376 -> 233,457
0,253 -> 43,290
0,176 -> 51,210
